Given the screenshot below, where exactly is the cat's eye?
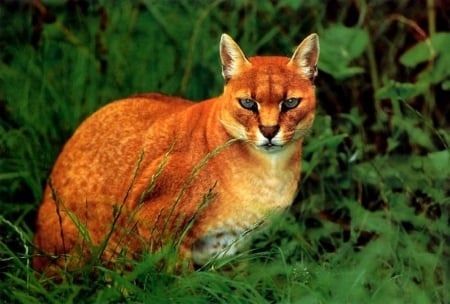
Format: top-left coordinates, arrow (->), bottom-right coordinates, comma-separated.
281,97 -> 301,111
238,98 -> 258,112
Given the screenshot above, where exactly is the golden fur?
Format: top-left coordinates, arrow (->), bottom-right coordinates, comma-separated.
33,33 -> 320,274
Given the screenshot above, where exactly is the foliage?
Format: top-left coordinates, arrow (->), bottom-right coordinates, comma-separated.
0,0 -> 449,303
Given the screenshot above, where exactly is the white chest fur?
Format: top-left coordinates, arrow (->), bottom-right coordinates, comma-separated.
191,147 -> 300,266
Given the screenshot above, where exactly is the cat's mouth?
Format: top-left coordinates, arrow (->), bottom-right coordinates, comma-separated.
258,142 -> 284,152
252,135 -> 286,153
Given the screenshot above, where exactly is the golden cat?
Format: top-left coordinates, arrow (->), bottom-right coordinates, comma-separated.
33,33 -> 319,274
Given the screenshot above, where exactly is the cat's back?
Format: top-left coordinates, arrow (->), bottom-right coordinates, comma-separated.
49,93 -> 195,202
67,93 -> 192,144
87,93 -> 193,128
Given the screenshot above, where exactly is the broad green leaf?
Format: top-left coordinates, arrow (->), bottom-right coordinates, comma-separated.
321,25 -> 369,60
424,150 -> 450,178
387,137 -> 399,152
442,80 -> 450,90
400,32 -> 450,67
392,115 -> 434,148
319,25 -> 369,79
415,53 -> 450,85
318,64 -> 365,79
376,81 -> 425,100
303,134 -> 347,155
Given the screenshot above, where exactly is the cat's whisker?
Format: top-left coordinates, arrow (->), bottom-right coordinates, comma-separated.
219,119 -> 247,140
286,127 -> 313,141
294,126 -> 313,135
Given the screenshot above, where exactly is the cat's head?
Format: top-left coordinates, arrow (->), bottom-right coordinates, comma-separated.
218,33 -> 319,153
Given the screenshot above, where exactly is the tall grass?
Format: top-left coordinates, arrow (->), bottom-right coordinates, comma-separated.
0,1 -> 449,303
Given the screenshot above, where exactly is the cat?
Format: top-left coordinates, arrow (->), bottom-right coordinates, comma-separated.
33,33 -> 319,275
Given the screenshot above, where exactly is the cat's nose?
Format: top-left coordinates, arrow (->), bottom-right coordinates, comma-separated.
259,125 -> 280,140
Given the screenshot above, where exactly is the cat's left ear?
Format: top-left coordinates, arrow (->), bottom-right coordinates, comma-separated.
220,34 -> 251,82
288,33 -> 320,82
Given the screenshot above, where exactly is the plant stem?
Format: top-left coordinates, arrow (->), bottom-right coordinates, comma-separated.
365,27 -> 381,117
426,0 -> 436,116
427,0 -> 436,36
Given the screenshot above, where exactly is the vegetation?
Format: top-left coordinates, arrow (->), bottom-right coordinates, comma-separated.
1,0 -> 448,303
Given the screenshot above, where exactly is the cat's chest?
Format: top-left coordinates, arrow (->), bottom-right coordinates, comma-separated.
191,162 -> 299,265
211,151 -> 301,227
249,164 -> 294,192
187,149 -> 302,265
232,165 -> 298,213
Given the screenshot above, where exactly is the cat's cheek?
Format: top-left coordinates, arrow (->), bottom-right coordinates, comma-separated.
234,110 -> 255,126
290,108 -> 315,127
300,112 -> 316,129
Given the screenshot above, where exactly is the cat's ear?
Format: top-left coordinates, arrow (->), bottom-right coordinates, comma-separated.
220,34 -> 251,82
288,33 -> 320,82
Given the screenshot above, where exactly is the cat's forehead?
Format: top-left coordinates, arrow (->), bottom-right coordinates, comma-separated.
248,56 -> 290,65
227,56 -> 312,100
246,56 -> 292,75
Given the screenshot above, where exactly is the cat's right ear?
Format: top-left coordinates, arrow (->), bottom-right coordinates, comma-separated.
288,33 -> 320,83
220,34 -> 251,82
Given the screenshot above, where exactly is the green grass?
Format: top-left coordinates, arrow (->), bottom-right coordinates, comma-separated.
1,0 -> 449,303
